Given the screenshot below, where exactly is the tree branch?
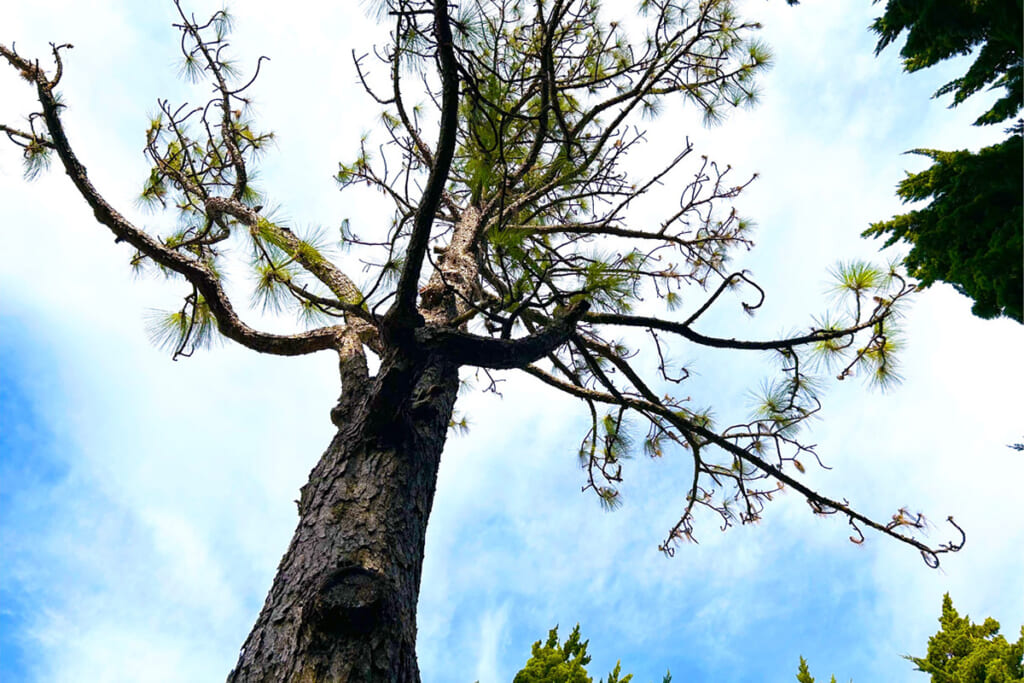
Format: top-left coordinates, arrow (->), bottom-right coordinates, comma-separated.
2,43 -> 344,357
522,361 -> 963,566
0,122 -> 53,147
584,310 -> 885,351
389,0 -> 461,326
227,203 -> 369,318
418,300 -> 589,369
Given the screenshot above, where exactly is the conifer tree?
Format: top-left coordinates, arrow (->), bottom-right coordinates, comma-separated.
908,594 -> 1024,682
513,625 -> 614,683
796,656 -> 838,683
1,1 -> 966,679
513,625 -> 668,683
793,595 -> 1023,682
863,0 -> 1023,322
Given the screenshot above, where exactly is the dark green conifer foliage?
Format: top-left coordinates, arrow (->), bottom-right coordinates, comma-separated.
872,0 -> 1022,126
863,0 -> 1023,323
907,593 -> 1024,682
863,136 -> 1023,322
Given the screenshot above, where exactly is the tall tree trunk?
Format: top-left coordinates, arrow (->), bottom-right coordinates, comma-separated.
227,353 -> 459,682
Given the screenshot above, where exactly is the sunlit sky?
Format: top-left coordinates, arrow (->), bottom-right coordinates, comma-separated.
2,1 -> 1022,681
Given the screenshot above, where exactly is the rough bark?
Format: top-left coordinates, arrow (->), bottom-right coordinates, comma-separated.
226,203 -> 497,682
227,352 -> 459,682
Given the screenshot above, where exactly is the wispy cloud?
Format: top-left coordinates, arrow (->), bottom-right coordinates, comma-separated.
2,2 -> 1021,683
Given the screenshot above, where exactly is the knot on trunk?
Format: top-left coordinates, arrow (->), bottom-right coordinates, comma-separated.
329,400 -> 350,428
304,565 -> 385,637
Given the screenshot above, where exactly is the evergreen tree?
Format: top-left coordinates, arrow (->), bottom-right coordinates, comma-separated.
0,0 -> 966,679
793,595 -> 1023,683
513,625 -> 610,683
513,625 -> 671,683
863,0 -> 1023,322
796,656 -> 838,683
908,594 -> 1024,682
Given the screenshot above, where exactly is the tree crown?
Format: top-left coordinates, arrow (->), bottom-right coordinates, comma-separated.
0,0 -> 966,562
872,0 -> 1023,127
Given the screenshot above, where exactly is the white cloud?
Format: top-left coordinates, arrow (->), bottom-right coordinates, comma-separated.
474,604 -> 511,683
2,2 -> 1021,683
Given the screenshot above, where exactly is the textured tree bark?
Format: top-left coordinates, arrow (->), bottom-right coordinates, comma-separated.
227,201 -> 483,683
227,352 -> 459,682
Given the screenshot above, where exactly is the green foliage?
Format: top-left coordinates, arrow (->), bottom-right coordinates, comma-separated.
907,594 -> 1024,682
513,625 -> 598,683
795,656 -> 839,683
251,258 -> 298,314
21,138 -> 52,180
864,136 -> 1023,322
434,0 -> 771,317
872,0 -> 1022,127
521,603 -> 1023,683
796,657 -> 814,683
800,260 -> 908,388
751,373 -> 819,439
867,0 -> 1023,323
146,293 -> 222,358
513,625 -> 668,683
792,595 -> 1023,682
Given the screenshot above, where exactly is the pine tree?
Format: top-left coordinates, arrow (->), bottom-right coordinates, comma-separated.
0,1 -> 966,679
862,0 -> 1023,322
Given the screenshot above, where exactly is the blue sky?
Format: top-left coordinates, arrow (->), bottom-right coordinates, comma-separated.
2,1 -> 1022,681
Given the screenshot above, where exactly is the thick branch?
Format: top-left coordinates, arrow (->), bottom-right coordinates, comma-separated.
418,301 -> 589,369
2,45 -> 343,357
389,0 -> 461,325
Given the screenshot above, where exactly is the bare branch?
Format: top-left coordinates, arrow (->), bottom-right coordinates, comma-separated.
583,306 -> 895,352
522,361 -> 962,565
